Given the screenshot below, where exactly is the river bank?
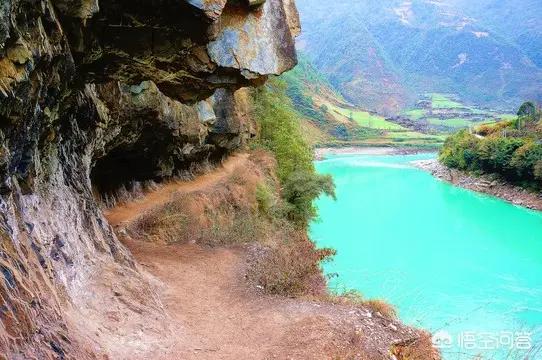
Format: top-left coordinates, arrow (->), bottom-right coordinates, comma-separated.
413,159 -> 542,211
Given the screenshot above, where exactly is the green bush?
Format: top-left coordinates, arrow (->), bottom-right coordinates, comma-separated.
534,161 -> 542,180
255,183 -> 275,218
477,137 -> 525,174
252,78 -> 335,226
282,170 -> 335,226
439,130 -> 480,170
516,101 -> 538,129
252,80 -> 314,181
510,141 -> 542,178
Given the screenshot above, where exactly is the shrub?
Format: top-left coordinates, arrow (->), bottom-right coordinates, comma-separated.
439,130 -> 480,170
392,331 -> 440,360
477,137 -> 525,174
202,211 -> 268,246
364,299 -> 397,320
282,170 -> 335,226
252,80 -> 315,181
475,120 -> 514,136
255,183 -> 276,218
132,199 -> 192,244
248,231 -> 336,297
510,141 -> 542,178
535,160 -> 542,181
516,101 -> 538,129
328,290 -> 397,320
133,199 -> 269,246
251,78 -> 336,226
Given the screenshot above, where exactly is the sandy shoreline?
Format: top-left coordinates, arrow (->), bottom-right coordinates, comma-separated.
314,146 -> 432,160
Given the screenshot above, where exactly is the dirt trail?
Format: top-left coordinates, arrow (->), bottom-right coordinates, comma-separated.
122,240 -> 365,360
105,153 -> 249,227
104,152 -> 419,360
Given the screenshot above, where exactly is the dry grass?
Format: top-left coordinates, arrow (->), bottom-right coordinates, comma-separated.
199,210 -> 269,246
475,120 -> 514,136
364,299 -> 397,320
247,227 -> 336,297
130,189 -> 269,245
392,331 -> 440,360
129,151 -> 276,245
324,290 -> 398,320
93,159 -> 220,209
131,198 -> 195,244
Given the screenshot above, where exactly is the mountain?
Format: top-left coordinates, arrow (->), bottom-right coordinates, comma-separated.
296,0 -> 542,114
449,0 -> 542,67
280,56 -> 445,148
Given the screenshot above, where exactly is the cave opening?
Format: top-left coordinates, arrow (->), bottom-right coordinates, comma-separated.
90,139 -> 229,203
90,144 -> 165,198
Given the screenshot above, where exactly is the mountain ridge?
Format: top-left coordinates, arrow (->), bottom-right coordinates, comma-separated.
296,0 -> 542,114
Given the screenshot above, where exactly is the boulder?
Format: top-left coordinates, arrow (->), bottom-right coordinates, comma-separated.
208,0 -> 298,78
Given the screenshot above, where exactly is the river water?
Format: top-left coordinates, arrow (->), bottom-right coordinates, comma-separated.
310,153 -> 542,359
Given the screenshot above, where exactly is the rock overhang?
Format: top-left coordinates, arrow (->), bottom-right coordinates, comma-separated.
54,0 -> 300,101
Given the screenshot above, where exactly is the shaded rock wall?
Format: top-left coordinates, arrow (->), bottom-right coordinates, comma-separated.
0,0 -> 298,358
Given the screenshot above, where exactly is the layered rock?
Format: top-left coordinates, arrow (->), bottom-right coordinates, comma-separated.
0,0 -> 299,358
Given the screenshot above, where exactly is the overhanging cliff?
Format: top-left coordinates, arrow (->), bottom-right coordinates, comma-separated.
0,0 -> 299,358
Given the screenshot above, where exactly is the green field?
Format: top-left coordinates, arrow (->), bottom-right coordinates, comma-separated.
318,101 -> 444,147
404,109 -> 425,120
426,117 -> 473,128
430,93 -> 464,109
498,114 -> 518,121
329,105 -> 405,130
402,94 -> 516,132
386,130 -> 446,143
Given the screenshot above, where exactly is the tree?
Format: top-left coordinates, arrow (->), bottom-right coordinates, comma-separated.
516,101 -> 537,129
252,79 -> 336,226
282,170 -> 336,226
518,101 -> 537,118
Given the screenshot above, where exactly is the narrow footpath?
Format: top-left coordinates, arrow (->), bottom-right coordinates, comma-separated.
104,153 -> 424,360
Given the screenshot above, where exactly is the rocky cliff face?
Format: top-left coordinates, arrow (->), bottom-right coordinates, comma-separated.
0,0 -> 298,358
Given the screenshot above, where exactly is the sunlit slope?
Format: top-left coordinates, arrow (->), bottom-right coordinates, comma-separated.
281,57 -> 445,148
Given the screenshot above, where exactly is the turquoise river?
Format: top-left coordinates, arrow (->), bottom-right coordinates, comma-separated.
310,153 -> 542,359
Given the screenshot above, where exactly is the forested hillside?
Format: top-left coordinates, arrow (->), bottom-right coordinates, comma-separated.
440,102 -> 542,188
296,0 -> 542,114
